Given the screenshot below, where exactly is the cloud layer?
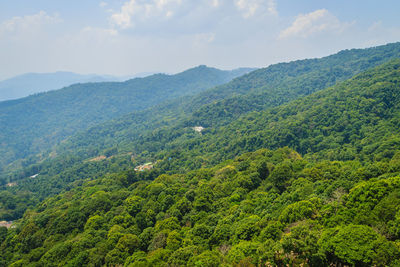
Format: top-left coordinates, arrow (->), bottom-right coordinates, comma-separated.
279,9 -> 350,39
110,0 -> 277,32
0,1 -> 400,80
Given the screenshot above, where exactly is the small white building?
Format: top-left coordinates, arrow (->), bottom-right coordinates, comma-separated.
193,126 -> 204,133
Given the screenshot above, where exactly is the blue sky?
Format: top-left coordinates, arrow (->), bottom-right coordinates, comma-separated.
1,0 -> 400,79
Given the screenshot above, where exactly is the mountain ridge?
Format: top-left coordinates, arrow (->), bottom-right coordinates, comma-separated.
54,42 -> 400,162
0,66 -> 253,171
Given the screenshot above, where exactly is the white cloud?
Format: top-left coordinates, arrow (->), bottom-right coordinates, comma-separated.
0,11 -> 61,37
100,1 -> 108,8
235,0 -> 277,18
110,0 -> 277,31
110,0 -> 182,29
211,0 -> 220,8
266,0 -> 277,16
5,2 -> 399,82
279,9 -> 350,39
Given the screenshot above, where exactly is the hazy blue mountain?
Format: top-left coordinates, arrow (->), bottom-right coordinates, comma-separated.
0,72 -> 133,101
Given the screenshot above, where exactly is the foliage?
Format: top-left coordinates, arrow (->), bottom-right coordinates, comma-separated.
2,43 -> 400,266
1,148 -> 400,266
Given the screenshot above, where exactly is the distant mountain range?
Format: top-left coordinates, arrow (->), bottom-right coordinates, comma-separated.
0,71 -> 154,101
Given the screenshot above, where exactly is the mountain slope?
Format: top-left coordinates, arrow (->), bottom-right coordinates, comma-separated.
149,59 -> 400,169
57,42 -> 400,162
0,66 -> 252,171
188,41 -> 400,126
56,58 -> 400,176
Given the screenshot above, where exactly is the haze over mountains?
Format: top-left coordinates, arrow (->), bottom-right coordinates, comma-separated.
0,72 -> 133,101
1,42 -> 400,266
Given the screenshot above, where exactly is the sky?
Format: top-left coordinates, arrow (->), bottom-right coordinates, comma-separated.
1,0 -> 400,80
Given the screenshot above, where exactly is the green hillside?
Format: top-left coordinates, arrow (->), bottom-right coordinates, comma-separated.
55,42 -> 400,159
2,43 -> 400,221
57,45 -> 400,173
2,46 -> 400,266
0,66 -> 252,171
157,59 -> 400,169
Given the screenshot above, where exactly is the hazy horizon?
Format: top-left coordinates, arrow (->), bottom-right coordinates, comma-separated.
1,0 -> 400,80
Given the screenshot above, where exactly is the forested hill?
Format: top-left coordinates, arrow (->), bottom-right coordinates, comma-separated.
57,42 -> 400,161
2,58 -> 400,265
2,47 -> 400,223
0,66 -> 253,171
159,59 -> 400,168
68,59 -> 400,173
3,42 -> 400,175
187,41 -> 400,114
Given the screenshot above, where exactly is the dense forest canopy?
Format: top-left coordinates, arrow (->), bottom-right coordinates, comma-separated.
1,147 -> 400,266
1,43 -> 400,266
